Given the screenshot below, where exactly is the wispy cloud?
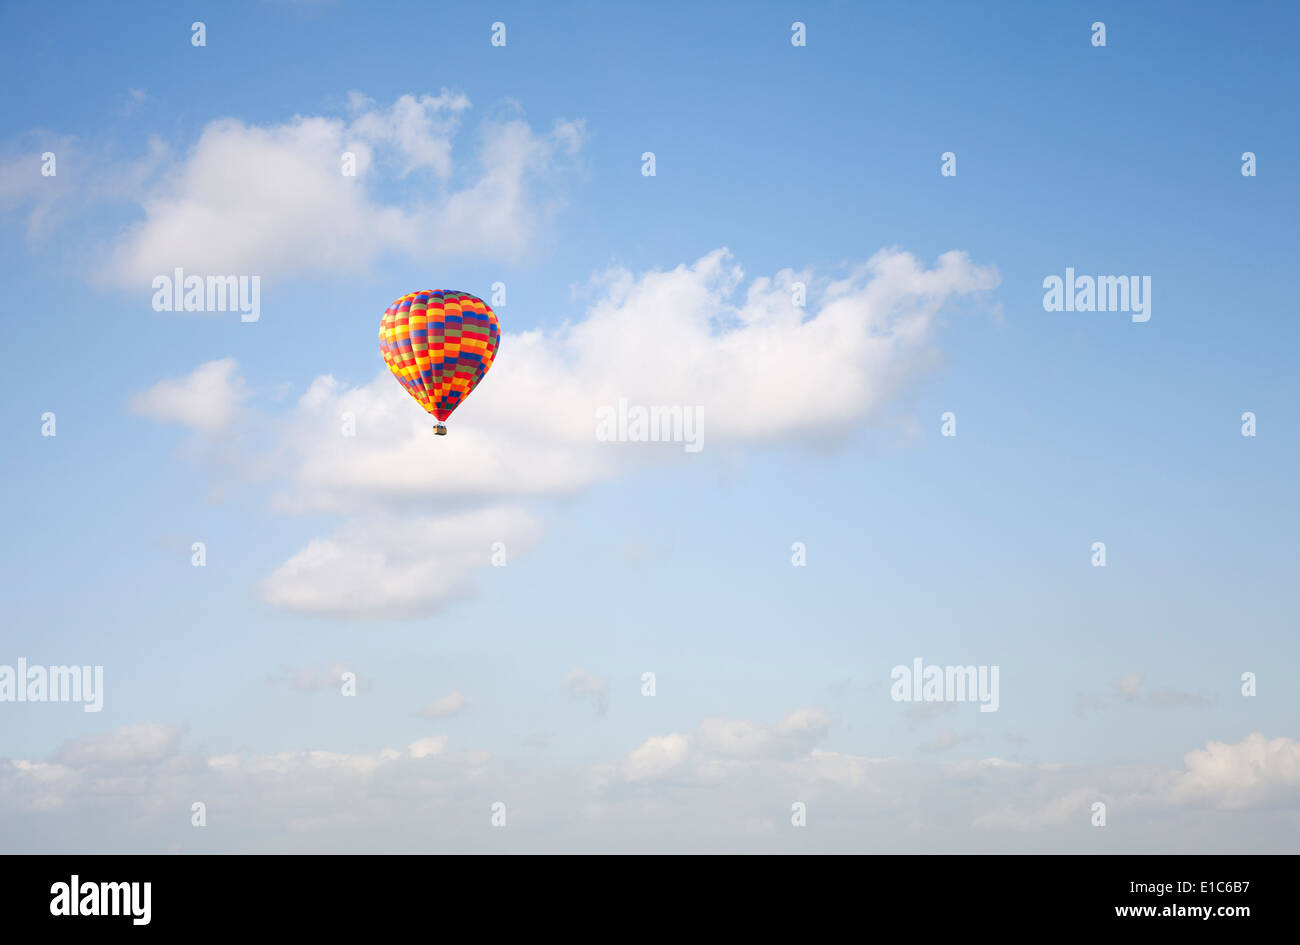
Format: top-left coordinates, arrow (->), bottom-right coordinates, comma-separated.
1076,673 -> 1209,714
53,723 -> 185,767
419,690 -> 467,719
4,723 -> 1297,851
270,661 -> 358,694
565,668 -> 610,717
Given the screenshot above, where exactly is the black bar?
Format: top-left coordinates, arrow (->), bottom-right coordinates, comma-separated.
4,854 -> 1288,932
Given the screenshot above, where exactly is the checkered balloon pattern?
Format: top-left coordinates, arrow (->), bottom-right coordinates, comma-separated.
378,290 -> 501,424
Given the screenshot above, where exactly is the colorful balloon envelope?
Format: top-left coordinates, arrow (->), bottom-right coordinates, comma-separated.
379,290 -> 501,434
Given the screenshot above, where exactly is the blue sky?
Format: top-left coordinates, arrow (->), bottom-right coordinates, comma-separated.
1,1 -> 1297,852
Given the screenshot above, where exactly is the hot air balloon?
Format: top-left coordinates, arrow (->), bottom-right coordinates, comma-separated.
379,290 -> 501,435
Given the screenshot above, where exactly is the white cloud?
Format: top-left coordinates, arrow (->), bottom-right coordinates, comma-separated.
258,506 -> 540,620
128,357 -> 247,433
408,736 -> 449,760
775,707 -> 833,739
694,709 -> 831,759
53,723 -> 184,767
97,92 -> 582,285
420,691 -> 467,719
1170,733 -> 1300,809
600,709 -> 833,786
623,734 -> 692,782
275,366 -> 617,512
695,719 -> 769,757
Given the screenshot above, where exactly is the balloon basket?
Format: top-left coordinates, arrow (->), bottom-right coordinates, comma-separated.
433,424 -> 448,436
